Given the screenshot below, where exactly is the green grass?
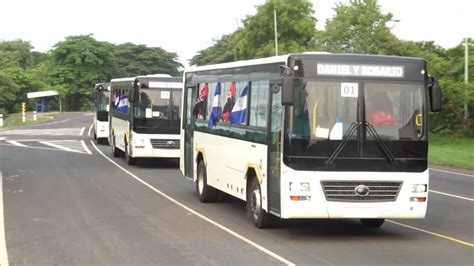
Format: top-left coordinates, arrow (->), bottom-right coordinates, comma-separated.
1,112 -> 53,128
429,135 -> 474,169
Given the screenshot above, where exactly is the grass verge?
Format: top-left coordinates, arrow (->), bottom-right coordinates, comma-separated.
1,112 -> 53,128
429,135 -> 474,170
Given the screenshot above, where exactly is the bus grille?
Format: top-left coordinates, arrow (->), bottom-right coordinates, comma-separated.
321,181 -> 403,202
150,139 -> 180,149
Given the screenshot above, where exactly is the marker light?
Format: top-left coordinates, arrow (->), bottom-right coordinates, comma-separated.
410,197 -> 427,202
411,184 -> 427,193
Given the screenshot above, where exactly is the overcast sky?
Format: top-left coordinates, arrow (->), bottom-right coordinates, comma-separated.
0,0 -> 472,67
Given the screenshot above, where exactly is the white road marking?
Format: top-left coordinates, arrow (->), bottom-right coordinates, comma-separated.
40,141 -> 82,153
81,140 -> 92,155
430,168 -> 474,178
90,141 -> 294,266
0,127 -> 83,136
87,123 -> 93,137
28,119 -> 69,127
6,141 -> 27,147
0,143 -> 75,153
79,127 -> 85,136
430,190 -> 474,202
387,220 -> 474,248
0,172 -> 9,266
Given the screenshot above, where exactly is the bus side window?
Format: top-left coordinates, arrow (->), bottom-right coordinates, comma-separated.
249,80 -> 269,128
194,83 -> 209,120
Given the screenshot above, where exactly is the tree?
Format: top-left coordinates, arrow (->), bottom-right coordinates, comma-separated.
0,39 -> 35,69
0,71 -> 20,113
234,0 -> 316,59
115,43 -> 182,77
190,34 -> 236,66
48,35 -> 120,111
318,0 -> 399,55
190,0 -> 316,65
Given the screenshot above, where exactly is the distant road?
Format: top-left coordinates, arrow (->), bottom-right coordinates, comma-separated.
0,112 -> 472,265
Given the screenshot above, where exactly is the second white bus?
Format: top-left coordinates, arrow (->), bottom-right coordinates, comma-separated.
110,74 -> 182,165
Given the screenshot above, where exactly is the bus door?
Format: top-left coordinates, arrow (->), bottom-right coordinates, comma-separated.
184,85 -> 197,178
267,82 -> 283,215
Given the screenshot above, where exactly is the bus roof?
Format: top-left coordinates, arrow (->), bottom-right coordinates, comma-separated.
110,77 -> 135,83
185,52 -> 425,73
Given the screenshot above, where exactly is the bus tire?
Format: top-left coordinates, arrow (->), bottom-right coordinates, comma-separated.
112,136 -> 121,158
247,178 -> 272,228
93,130 -> 97,140
360,218 -> 385,228
125,145 -> 135,165
196,160 -> 217,203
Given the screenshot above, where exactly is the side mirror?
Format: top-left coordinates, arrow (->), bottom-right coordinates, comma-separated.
281,65 -> 294,106
91,91 -> 97,102
429,77 -> 442,112
128,88 -> 135,103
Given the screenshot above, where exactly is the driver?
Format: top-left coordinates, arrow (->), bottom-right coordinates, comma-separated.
366,91 -> 398,126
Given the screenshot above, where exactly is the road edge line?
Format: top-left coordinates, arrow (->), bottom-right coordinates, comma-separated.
387,220 -> 474,248
430,168 -> 474,178
429,190 -> 474,202
90,140 -> 295,266
0,172 -> 9,266
87,123 -> 93,137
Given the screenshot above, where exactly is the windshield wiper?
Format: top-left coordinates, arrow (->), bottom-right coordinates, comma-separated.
365,122 -> 396,165
325,122 -> 361,165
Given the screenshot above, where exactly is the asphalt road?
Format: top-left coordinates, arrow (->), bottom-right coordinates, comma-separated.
0,112 -> 473,265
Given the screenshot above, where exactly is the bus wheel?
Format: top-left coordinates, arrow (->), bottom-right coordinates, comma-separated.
247,178 -> 272,228
196,160 -> 217,203
112,136 -> 121,158
125,145 -> 135,165
93,131 -> 97,140
360,218 -> 385,228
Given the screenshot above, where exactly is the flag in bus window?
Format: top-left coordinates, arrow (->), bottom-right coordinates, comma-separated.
230,85 -> 248,125
208,82 -> 222,127
194,83 -> 209,119
117,91 -> 128,114
114,89 -> 120,108
222,81 -> 236,122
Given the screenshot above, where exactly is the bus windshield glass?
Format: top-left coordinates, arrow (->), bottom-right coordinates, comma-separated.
286,80 -> 425,141
133,88 -> 182,132
96,90 -> 109,121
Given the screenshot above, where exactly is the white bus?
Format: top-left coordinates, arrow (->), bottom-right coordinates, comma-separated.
180,53 -> 442,228
92,83 -> 110,144
110,74 -> 182,165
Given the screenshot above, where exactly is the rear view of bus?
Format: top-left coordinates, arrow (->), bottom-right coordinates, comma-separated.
92,83 -> 110,144
110,74 -> 182,165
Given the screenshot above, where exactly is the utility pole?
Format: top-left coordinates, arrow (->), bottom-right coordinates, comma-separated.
465,38 -> 469,120
274,9 -> 278,56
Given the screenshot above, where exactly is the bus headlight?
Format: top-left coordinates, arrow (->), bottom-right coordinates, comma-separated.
289,182 -> 310,192
134,138 -> 146,148
411,184 -> 427,193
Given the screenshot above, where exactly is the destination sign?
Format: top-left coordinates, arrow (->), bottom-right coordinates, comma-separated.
317,63 -> 404,78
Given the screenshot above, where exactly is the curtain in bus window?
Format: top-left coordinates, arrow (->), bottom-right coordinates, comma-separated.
194,83 -> 208,119
208,82 -> 222,127
230,85 -> 249,125
222,81 -> 236,122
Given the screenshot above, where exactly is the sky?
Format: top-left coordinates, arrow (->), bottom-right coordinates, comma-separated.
0,0 -> 472,67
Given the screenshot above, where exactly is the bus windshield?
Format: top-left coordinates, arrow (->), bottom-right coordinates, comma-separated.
287,80 -> 425,141
96,90 -> 109,121
133,88 -> 182,133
